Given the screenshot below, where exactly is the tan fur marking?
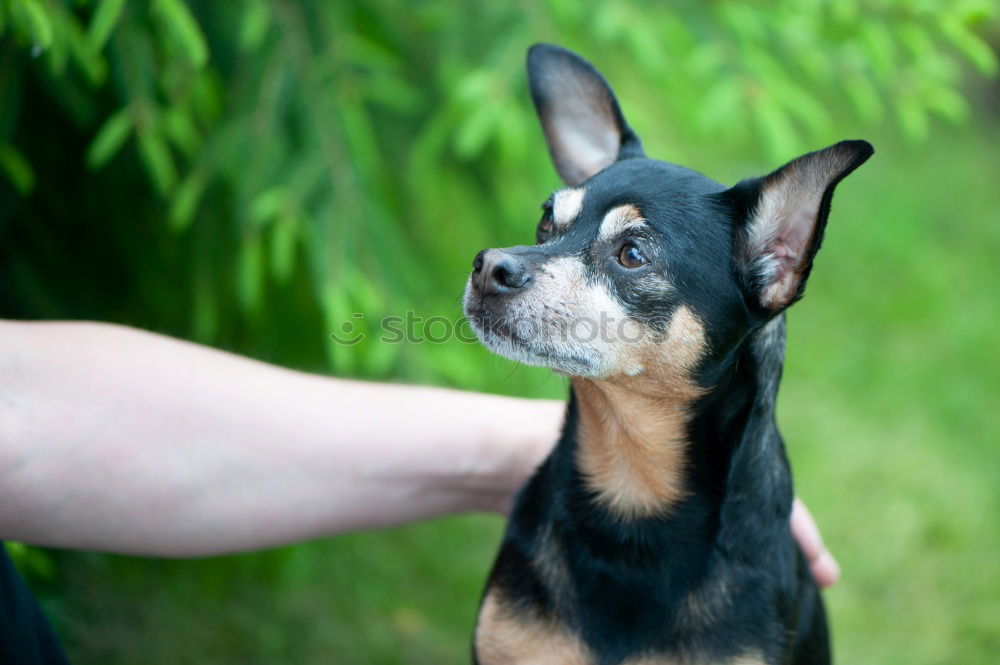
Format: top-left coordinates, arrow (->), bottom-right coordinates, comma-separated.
574,305 -> 707,519
678,574 -> 733,632
553,188 -> 586,229
657,306 -> 707,374
475,590 -> 592,665
574,380 -> 689,519
532,524 -> 575,610
622,654 -> 767,665
598,204 -> 646,242
728,656 -> 768,665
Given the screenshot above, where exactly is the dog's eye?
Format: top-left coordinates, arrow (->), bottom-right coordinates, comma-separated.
617,243 -> 648,269
536,205 -> 555,244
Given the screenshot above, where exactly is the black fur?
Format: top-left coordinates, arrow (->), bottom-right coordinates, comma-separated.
469,44 -> 871,665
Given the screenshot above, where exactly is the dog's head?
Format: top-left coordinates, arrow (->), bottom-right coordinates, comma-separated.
464,44 -> 872,390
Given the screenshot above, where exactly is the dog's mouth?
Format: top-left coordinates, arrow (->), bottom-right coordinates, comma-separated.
462,285 -> 596,375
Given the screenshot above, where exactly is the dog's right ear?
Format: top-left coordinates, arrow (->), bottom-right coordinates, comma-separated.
729,140 -> 874,315
527,44 -> 644,186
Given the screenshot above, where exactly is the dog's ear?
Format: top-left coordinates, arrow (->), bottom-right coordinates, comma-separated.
730,140 -> 873,314
527,44 -> 644,186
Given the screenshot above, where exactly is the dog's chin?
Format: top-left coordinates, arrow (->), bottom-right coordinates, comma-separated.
476,325 -> 595,376
463,287 -> 597,377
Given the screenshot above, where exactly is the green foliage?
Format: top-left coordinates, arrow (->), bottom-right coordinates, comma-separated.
1,2 -> 998,664
1,0 -> 997,381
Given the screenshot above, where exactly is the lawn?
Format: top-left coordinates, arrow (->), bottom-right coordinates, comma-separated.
15,121 -> 999,664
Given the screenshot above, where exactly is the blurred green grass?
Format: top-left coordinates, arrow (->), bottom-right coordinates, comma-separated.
20,122 -> 997,665
778,125 -> 1000,664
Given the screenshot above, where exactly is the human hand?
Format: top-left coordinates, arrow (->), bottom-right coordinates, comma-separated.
791,496 -> 840,588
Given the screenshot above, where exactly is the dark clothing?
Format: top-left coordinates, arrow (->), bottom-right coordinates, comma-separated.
0,543 -> 70,664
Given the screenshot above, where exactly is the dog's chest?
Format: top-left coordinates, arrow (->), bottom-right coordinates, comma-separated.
474,587 -> 768,665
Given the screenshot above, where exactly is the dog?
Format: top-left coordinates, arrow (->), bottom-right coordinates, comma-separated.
462,44 -> 872,665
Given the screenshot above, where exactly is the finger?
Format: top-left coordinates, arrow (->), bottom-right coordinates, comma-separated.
810,550 -> 841,589
791,497 -> 840,589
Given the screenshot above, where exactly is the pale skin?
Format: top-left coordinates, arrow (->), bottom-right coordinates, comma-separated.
0,320 -> 838,587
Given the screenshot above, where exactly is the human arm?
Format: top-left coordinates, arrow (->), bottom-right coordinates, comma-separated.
0,320 -> 558,556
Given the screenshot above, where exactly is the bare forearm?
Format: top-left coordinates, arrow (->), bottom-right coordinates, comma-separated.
0,321 -> 562,556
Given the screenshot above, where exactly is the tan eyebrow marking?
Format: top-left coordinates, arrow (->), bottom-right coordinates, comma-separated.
598,204 -> 646,242
552,188 -> 585,229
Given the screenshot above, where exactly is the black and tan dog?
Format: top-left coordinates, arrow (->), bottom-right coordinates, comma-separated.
463,45 -> 872,665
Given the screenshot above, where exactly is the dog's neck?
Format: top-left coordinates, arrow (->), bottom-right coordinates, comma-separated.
559,316 -> 792,559
569,365 -> 704,522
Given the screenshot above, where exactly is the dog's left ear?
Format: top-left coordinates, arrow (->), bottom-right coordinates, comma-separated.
527,44 -> 644,186
730,140 -> 874,314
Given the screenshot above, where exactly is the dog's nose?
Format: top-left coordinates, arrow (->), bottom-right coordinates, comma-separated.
472,249 -> 532,295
